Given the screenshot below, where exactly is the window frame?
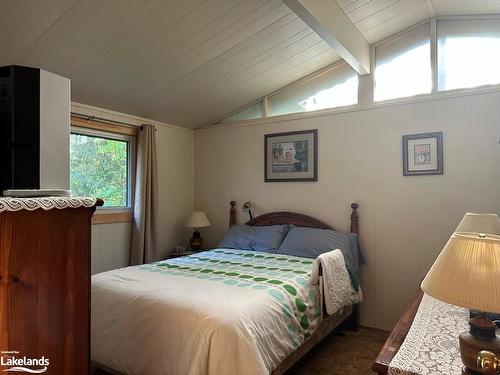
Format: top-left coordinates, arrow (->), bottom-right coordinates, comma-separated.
70,116 -> 137,224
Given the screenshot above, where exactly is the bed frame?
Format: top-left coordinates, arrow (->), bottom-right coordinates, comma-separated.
229,201 -> 360,375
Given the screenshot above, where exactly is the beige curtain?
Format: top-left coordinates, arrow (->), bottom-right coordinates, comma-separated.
130,124 -> 158,265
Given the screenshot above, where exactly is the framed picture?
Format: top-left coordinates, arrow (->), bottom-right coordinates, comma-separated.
403,132 -> 443,176
265,129 -> 317,182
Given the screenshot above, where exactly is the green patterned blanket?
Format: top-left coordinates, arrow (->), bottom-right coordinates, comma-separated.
138,249 -> 321,345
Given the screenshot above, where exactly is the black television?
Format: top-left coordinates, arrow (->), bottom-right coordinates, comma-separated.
0,65 -> 40,195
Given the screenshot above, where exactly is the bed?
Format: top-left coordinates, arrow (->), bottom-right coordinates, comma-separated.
92,202 -> 361,375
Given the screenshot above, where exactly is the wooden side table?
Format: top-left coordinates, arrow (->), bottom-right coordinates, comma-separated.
372,289 -> 424,374
168,251 -> 203,259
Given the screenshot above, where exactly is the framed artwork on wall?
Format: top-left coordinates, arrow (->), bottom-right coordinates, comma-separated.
403,132 -> 443,176
264,129 -> 318,182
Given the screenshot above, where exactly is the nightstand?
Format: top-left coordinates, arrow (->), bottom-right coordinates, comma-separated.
168,251 -> 203,259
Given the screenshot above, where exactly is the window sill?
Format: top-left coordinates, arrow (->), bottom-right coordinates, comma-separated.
92,209 -> 134,225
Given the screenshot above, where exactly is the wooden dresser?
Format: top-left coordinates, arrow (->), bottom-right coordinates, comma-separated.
0,197 -> 102,374
372,289 -> 424,374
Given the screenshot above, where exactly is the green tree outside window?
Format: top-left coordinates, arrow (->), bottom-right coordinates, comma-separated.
70,133 -> 128,207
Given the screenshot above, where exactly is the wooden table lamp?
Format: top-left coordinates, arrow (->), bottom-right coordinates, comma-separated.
185,211 -> 211,251
421,213 -> 500,375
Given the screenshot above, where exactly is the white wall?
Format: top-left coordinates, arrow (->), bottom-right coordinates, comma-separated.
72,103 -> 194,274
194,90 -> 500,330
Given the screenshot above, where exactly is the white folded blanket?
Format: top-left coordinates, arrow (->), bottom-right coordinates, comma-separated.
309,249 -> 352,315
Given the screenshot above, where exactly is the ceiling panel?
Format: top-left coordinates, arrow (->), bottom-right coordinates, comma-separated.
0,0 -> 42,52
337,0 -> 431,44
432,0 -> 500,15
24,0 -> 146,71
59,1 -> 166,77
67,0 -> 209,92
153,39 -> 331,112
0,0 -> 340,128
360,1 -> 430,42
343,1 -> 373,14
77,0 -> 289,106
92,13 -> 312,110
338,0 -> 500,44
155,45 -> 339,127
1,0 -> 78,63
0,1 -> 18,19
1,0 -> 500,128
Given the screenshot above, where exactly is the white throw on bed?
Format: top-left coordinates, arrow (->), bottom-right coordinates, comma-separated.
309,249 -> 353,315
92,249 -> 354,375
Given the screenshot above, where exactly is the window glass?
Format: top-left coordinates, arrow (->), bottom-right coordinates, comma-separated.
375,23 -> 431,101
220,101 -> 263,123
438,19 -> 500,91
70,131 -> 131,208
268,61 -> 358,116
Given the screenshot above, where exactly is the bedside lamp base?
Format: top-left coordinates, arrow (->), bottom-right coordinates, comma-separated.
189,230 -> 203,251
460,315 -> 500,375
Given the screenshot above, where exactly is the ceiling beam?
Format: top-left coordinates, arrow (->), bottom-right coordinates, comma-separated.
425,0 -> 436,17
283,0 -> 370,75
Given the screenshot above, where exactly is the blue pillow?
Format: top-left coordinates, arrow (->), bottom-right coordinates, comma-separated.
219,224 -> 289,253
277,226 -> 365,291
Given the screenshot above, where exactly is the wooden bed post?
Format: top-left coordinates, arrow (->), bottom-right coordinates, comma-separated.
349,203 -> 360,331
350,203 -> 359,234
229,201 -> 236,228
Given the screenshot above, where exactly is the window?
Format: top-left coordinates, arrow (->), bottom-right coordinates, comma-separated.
268,61 -> 358,116
438,19 -> 500,91
70,126 -> 135,209
220,101 -> 263,123
374,23 -> 431,101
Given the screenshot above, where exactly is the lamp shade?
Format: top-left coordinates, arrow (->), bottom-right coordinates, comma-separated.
421,233 -> 500,313
454,213 -> 500,236
185,212 -> 211,228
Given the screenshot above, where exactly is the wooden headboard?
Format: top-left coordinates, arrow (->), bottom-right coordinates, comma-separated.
229,201 -> 359,234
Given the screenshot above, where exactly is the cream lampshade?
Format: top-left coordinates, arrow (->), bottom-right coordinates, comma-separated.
185,212 -> 211,229
185,212 -> 210,251
454,213 -> 500,236
421,212 -> 500,375
421,232 -> 500,314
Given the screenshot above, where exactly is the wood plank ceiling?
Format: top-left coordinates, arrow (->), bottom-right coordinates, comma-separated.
338,0 -> 500,44
0,0 -> 499,128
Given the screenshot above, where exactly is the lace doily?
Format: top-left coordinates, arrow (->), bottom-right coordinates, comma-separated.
388,293 -> 468,375
0,197 -> 98,212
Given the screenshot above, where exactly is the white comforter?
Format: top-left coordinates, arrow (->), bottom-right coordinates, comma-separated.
92,249 -> 352,375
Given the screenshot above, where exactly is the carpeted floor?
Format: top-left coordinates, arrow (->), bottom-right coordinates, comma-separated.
287,327 -> 389,375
